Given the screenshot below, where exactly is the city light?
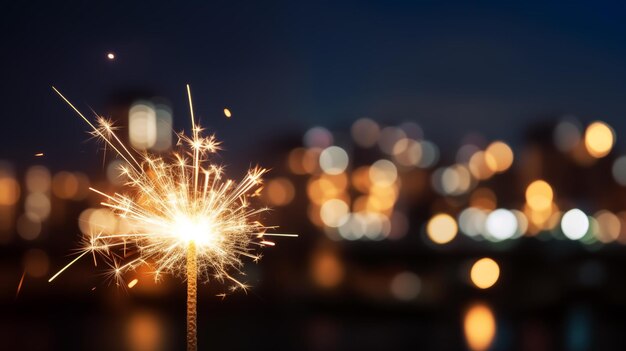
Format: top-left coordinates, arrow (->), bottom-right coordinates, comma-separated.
426,213 -> 458,244
584,121 -> 614,158
464,303 -> 496,351
470,258 -> 500,289
561,209 -> 589,240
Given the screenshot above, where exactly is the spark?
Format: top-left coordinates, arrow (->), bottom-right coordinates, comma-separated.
15,271 -> 25,299
223,108 -> 232,118
48,250 -> 91,282
49,85 -> 296,351
34,152 -> 44,157
128,278 -> 139,288
107,52 -> 115,60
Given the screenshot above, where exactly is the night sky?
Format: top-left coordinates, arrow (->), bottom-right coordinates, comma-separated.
5,3 -> 626,350
3,1 -> 626,168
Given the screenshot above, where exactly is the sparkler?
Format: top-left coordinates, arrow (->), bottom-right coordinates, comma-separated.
49,85 -> 296,351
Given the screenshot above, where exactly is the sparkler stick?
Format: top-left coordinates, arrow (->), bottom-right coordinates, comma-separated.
187,241 -> 198,351
49,85 -> 296,351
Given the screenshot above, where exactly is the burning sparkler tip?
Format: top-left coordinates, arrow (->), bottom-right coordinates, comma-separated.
52,85 -> 296,351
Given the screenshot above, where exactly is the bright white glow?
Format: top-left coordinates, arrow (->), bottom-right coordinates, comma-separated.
485,209 -> 517,240
107,52 -> 115,60
319,146 -> 349,175
174,216 -> 216,246
561,209 -> 589,240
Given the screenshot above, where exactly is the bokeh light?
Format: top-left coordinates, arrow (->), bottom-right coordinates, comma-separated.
554,119 -> 582,152
469,188 -> 497,211
378,127 -> 406,155
390,271 -> 421,301
263,177 -> 295,206
561,209 -> 589,240
470,258 -> 500,289
25,193 -> 51,221
594,210 -> 620,243
17,213 -> 42,240
584,121 -> 614,158
525,180 -> 553,212
369,159 -> 397,187
126,310 -> 166,351
484,141 -> 514,173
52,171 -> 79,199
351,118 -> 380,148
417,140 -> 439,168
459,207 -> 487,238
78,208 -> 119,235
320,199 -> 350,228
129,101 -> 157,150
154,103 -> 173,152
311,249 -> 344,288
464,303 -> 496,351
612,156 -> 626,186
468,151 -> 495,180
485,209 -> 517,241
426,213 -> 458,244
304,127 -> 334,149
392,138 -> 422,167
25,166 -> 51,193
319,146 -> 349,175
0,174 -> 20,206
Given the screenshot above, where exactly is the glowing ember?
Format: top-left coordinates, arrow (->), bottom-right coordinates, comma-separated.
128,278 -> 139,289
15,271 -> 25,298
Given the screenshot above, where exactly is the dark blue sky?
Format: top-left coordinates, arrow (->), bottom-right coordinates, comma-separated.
2,1 -> 626,168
